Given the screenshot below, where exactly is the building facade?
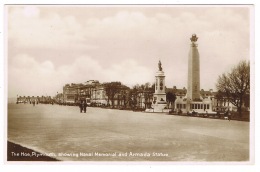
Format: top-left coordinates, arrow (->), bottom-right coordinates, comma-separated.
62,80 -> 132,107
63,83 -> 80,103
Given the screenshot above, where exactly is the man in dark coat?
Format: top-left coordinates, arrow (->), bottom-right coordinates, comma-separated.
83,100 -> 87,113
79,100 -> 83,113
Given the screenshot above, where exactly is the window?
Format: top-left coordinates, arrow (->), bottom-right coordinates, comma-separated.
183,104 -> 186,109
195,104 -> 197,109
207,104 -> 209,109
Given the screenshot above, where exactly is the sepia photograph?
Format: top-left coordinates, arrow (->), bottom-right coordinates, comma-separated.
6,4 -> 253,164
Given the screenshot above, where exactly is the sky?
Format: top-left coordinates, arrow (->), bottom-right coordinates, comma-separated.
7,5 -> 251,98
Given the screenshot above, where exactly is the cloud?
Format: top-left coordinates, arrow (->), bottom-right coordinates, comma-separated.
9,54 -> 56,96
56,56 -> 154,87
8,6 -> 96,50
8,54 -> 153,97
105,59 -> 154,86
7,6 -> 251,97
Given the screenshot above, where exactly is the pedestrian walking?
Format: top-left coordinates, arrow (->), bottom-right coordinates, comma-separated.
79,100 -> 83,113
83,100 -> 87,113
227,110 -> 231,121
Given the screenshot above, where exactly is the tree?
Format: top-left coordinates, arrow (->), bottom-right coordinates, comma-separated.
118,85 -> 130,108
103,82 -> 122,108
166,92 -> 176,110
216,60 -> 250,117
129,83 -> 154,109
143,83 -> 154,109
130,85 -> 139,109
119,89 -> 129,108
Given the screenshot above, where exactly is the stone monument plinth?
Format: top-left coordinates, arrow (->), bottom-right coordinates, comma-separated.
146,60 -> 167,113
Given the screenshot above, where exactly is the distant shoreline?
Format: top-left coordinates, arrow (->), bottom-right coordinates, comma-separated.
7,141 -> 60,161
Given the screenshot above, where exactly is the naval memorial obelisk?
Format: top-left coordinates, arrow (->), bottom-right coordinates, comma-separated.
187,34 -> 201,111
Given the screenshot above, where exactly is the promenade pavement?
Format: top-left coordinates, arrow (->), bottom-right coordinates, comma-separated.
8,103 -> 250,162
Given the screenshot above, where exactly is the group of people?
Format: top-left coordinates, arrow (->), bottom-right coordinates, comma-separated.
30,100 -> 38,106
79,100 -> 87,113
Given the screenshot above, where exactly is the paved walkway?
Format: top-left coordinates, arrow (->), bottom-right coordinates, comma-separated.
8,103 -> 250,161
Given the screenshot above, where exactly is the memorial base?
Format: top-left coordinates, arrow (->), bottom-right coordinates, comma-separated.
145,103 -> 168,113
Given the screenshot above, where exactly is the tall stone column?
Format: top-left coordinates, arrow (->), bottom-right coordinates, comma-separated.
187,34 -> 201,111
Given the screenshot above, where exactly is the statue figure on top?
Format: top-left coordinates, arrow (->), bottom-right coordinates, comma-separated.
158,60 -> 162,71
